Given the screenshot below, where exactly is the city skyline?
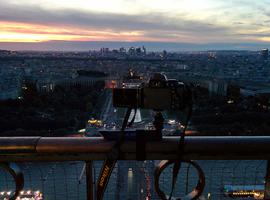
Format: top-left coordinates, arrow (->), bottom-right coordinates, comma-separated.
1,0 -> 270,50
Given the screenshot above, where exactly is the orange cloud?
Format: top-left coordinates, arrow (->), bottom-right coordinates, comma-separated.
0,21 -> 150,42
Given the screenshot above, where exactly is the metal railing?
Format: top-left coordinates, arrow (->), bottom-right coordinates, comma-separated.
1,136 -> 270,160
0,136 -> 270,200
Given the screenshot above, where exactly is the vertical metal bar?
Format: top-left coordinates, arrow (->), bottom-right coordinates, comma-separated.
75,163 -> 80,200
185,163 -> 191,194
86,161 -> 94,200
264,160 -> 270,200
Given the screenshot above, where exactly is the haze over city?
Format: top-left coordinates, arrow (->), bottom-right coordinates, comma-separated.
1,0 -> 270,51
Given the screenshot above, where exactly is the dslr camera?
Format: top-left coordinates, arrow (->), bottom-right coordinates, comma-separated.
113,73 -> 191,111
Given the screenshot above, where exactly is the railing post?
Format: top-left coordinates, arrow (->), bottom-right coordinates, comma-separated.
264,160 -> 270,200
86,161 -> 94,200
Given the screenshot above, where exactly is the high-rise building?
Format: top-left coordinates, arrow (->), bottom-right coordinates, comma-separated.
261,48 -> 269,60
119,47 -> 126,53
128,47 -> 136,55
142,46 -> 146,55
135,47 -> 142,55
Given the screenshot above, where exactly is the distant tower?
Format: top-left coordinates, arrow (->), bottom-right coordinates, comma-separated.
142,46 -> 146,55
162,50 -> 167,58
261,48 -> 269,60
128,47 -> 136,55
119,47 -> 126,53
135,47 -> 142,55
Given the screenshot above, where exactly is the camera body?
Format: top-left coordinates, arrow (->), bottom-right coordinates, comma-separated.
113,73 -> 191,110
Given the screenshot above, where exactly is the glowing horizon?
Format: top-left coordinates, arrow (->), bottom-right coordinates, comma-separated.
0,0 -> 270,49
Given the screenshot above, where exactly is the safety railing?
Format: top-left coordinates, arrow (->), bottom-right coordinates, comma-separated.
0,136 -> 270,200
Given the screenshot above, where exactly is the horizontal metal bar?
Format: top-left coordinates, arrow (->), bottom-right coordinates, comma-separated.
0,136 -> 269,161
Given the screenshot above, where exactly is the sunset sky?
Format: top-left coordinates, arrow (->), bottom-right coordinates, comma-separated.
0,0 -> 270,50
